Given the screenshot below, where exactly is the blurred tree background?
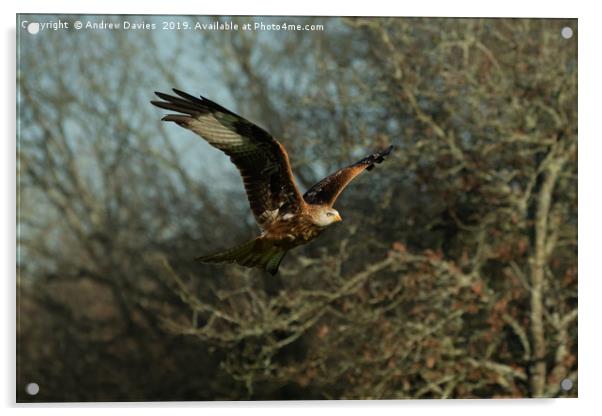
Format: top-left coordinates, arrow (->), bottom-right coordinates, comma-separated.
17,16 -> 577,401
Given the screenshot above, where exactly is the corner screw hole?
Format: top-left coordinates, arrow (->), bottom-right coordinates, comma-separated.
25,382 -> 39,396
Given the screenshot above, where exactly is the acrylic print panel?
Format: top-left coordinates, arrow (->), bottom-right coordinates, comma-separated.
16,14 -> 577,402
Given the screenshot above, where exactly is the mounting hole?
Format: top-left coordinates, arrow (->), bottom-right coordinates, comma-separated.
560,378 -> 573,391
561,27 -> 573,39
25,382 -> 39,396
27,22 -> 40,35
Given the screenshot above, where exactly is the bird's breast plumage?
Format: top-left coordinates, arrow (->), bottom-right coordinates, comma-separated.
263,212 -> 323,248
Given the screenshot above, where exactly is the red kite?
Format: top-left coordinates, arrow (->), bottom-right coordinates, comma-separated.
152,89 -> 393,274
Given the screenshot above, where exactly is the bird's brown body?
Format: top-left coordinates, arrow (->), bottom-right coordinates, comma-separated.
152,89 -> 393,274
262,204 -> 330,248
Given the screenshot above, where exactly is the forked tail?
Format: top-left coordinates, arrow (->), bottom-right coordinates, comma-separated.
195,237 -> 287,275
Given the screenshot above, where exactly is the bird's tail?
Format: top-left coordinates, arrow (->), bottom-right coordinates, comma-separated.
195,237 -> 287,275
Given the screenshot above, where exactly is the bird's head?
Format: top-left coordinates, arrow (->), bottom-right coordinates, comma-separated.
313,207 -> 342,228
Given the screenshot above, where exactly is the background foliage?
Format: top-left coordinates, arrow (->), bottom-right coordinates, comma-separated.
17,16 -> 577,401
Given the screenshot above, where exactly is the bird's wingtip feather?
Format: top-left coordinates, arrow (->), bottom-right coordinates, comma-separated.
173,88 -> 205,100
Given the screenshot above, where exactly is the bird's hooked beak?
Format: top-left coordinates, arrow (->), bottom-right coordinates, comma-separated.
335,212 -> 343,222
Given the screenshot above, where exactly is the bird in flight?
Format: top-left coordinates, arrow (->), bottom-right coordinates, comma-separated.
152,89 -> 393,275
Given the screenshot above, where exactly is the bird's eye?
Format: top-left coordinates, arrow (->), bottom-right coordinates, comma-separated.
326,212 -> 334,217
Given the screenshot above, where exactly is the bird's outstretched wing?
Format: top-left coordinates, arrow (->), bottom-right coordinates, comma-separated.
303,146 -> 394,207
152,89 -> 304,228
